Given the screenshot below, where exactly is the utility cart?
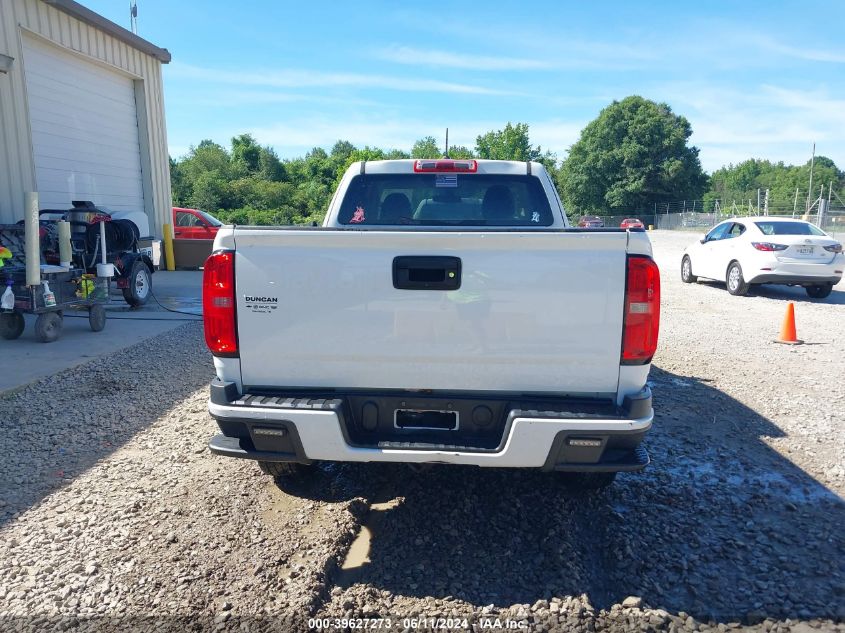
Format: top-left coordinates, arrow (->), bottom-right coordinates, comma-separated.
0,224 -> 109,343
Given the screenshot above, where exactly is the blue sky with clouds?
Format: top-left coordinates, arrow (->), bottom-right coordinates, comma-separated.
85,0 -> 845,172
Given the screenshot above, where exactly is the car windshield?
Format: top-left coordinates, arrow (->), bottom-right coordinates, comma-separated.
337,174 -> 554,226
198,210 -> 223,226
754,221 -> 825,236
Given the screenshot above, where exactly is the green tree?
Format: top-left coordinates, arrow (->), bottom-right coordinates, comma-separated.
447,145 -> 475,159
412,136 -> 442,158
384,148 -> 411,160
330,140 -> 356,161
706,157 -> 844,212
231,134 -> 261,175
169,156 -> 190,207
560,96 -> 708,214
475,123 -> 543,161
257,145 -> 285,182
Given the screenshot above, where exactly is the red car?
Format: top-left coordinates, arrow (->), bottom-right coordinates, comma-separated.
173,207 -> 222,239
577,215 -> 604,228
620,218 -> 645,229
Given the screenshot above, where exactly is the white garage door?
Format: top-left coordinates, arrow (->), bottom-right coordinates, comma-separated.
22,35 -> 145,213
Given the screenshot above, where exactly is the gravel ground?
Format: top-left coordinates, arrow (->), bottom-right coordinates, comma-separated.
0,230 -> 843,632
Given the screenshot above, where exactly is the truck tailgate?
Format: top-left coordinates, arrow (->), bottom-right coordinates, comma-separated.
233,229 -> 627,395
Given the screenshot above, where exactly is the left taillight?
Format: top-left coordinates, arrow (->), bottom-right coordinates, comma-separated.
203,250 -> 238,357
752,242 -> 788,252
621,255 -> 660,365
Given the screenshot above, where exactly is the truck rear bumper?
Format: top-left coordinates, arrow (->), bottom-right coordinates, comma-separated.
207,381 -> 652,471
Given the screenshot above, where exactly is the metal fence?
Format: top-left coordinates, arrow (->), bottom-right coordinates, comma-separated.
594,210 -> 845,238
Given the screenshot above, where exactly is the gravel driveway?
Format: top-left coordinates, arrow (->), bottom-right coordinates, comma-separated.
1,230 -> 843,632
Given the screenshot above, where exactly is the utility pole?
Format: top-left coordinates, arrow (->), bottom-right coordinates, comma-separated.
129,1 -> 138,34
806,143 -> 815,212
793,187 -> 799,216
444,128 -> 449,158
818,185 -> 826,226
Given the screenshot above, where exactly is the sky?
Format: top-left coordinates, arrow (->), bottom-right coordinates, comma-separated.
83,0 -> 845,173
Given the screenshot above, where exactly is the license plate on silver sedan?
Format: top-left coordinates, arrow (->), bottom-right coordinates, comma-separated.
796,246 -> 814,255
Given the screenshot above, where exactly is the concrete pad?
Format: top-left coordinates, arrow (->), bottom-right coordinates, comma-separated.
0,270 -> 203,395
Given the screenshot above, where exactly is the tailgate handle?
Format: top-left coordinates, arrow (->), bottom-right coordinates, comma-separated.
393,256 -> 461,290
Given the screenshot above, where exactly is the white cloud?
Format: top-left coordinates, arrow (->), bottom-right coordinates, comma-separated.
748,34 -> 845,64
168,62 -> 514,96
373,45 -> 554,71
659,83 -> 845,171
524,121 -> 587,156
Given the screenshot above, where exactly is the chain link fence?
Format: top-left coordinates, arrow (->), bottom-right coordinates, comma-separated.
592,208 -> 845,239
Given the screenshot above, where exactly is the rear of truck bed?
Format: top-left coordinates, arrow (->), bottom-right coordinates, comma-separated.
203,160 -> 659,480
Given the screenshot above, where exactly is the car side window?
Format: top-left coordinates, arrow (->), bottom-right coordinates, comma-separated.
726,223 -> 745,239
176,212 -> 200,227
705,223 -> 730,242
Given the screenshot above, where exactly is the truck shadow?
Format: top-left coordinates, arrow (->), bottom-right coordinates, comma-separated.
0,324 -> 213,529
298,366 -> 844,622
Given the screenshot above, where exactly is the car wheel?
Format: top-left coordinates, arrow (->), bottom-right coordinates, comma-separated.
726,262 -> 749,296
559,471 -> 617,492
0,311 -> 25,340
681,256 -> 697,283
258,461 -> 316,479
34,311 -> 62,343
122,260 -> 151,307
805,284 -> 832,299
88,304 -> 106,332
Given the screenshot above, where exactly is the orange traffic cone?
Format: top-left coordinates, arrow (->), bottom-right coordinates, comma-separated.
775,302 -> 803,345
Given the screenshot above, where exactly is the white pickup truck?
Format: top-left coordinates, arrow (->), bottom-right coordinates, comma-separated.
203,159 -> 660,489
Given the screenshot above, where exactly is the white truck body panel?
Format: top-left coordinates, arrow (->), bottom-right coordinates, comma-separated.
234,229 -> 628,395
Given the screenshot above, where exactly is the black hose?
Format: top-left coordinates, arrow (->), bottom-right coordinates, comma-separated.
84,219 -> 138,252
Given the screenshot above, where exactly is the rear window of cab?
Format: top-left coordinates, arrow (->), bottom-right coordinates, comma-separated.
337,174 -> 554,226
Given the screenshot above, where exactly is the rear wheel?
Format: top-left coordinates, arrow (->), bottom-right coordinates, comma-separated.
0,311 -> 25,340
88,304 -> 106,331
34,311 -> 62,343
258,461 -> 316,479
805,284 -> 832,299
559,471 -> 617,491
681,256 -> 697,283
122,260 -> 151,307
726,262 -> 749,296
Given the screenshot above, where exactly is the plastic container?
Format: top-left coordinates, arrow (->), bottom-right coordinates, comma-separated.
1,280 -> 13,310
42,281 -> 56,307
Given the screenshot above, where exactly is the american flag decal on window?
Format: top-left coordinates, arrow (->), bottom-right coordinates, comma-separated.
435,174 -> 458,187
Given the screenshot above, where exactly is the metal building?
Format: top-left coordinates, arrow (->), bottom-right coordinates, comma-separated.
0,0 -> 171,238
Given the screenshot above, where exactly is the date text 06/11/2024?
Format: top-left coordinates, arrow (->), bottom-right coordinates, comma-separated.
306,617 -> 530,630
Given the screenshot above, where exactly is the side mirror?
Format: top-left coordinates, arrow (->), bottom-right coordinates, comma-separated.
699,234 -> 707,244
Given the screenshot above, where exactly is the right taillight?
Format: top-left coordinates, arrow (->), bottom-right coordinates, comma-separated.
752,242 -> 788,251
823,243 -> 842,253
622,255 -> 660,365
203,250 -> 238,357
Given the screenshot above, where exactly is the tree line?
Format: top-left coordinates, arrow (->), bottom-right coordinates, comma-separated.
170,96 -> 844,224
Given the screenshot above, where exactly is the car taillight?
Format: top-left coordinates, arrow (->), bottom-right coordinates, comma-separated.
203,250 -> 238,357
622,255 -> 660,365
413,159 -> 478,172
751,242 -> 788,251
823,243 -> 842,253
